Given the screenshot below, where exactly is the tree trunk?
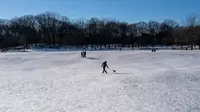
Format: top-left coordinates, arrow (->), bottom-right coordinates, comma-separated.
53,35 -> 55,47
94,45 -> 97,49
59,37 -> 62,47
132,44 -> 134,50
191,44 -> 193,50
108,44 -> 110,49
181,44 -> 183,49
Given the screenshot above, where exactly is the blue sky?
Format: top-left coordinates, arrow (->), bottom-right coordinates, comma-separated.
0,0 -> 199,23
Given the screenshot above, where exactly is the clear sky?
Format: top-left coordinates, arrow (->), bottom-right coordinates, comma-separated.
0,0 -> 199,23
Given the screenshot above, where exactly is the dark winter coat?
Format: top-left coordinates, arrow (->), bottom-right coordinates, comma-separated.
101,61 -> 108,69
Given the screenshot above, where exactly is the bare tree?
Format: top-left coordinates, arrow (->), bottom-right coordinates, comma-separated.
36,12 -> 61,46
186,14 -> 199,50
147,21 -> 160,46
1,12 -> 200,51
194,26 -> 200,48
136,22 -> 148,36
186,14 -> 198,28
128,24 -> 137,49
173,26 -> 188,48
105,21 -> 119,48
87,18 -> 100,49
118,22 -> 128,47
159,20 -> 178,45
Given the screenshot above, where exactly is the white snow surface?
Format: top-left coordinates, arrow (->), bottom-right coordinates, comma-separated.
0,50 -> 200,112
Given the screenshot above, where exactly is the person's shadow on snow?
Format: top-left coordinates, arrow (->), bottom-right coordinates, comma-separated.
86,57 -> 99,60
108,72 -> 130,74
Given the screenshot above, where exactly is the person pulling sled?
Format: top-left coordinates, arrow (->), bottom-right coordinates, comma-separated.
101,61 -> 109,73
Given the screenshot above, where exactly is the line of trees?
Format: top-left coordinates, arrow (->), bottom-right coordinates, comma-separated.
0,12 -> 200,50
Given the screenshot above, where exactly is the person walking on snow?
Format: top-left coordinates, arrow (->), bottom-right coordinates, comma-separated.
101,61 -> 109,73
81,51 -> 83,58
83,50 -> 86,58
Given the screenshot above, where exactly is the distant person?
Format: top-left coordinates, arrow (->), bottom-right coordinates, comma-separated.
83,50 -> 87,58
81,50 -> 87,58
81,51 -> 83,58
152,48 -> 156,52
101,61 -> 109,73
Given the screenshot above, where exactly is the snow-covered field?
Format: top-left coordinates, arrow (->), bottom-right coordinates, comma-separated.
0,50 -> 200,112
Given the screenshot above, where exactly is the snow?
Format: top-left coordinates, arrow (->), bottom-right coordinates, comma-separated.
0,50 -> 200,112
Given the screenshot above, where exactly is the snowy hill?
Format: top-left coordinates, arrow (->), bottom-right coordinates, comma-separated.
0,50 -> 200,112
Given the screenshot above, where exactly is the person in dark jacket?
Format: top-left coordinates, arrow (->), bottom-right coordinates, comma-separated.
81,51 -> 83,58
83,50 -> 86,58
101,61 -> 109,73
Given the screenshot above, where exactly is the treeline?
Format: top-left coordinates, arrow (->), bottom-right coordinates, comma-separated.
0,12 -> 200,50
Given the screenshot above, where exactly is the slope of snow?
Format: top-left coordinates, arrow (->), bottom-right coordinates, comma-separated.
0,50 -> 200,112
